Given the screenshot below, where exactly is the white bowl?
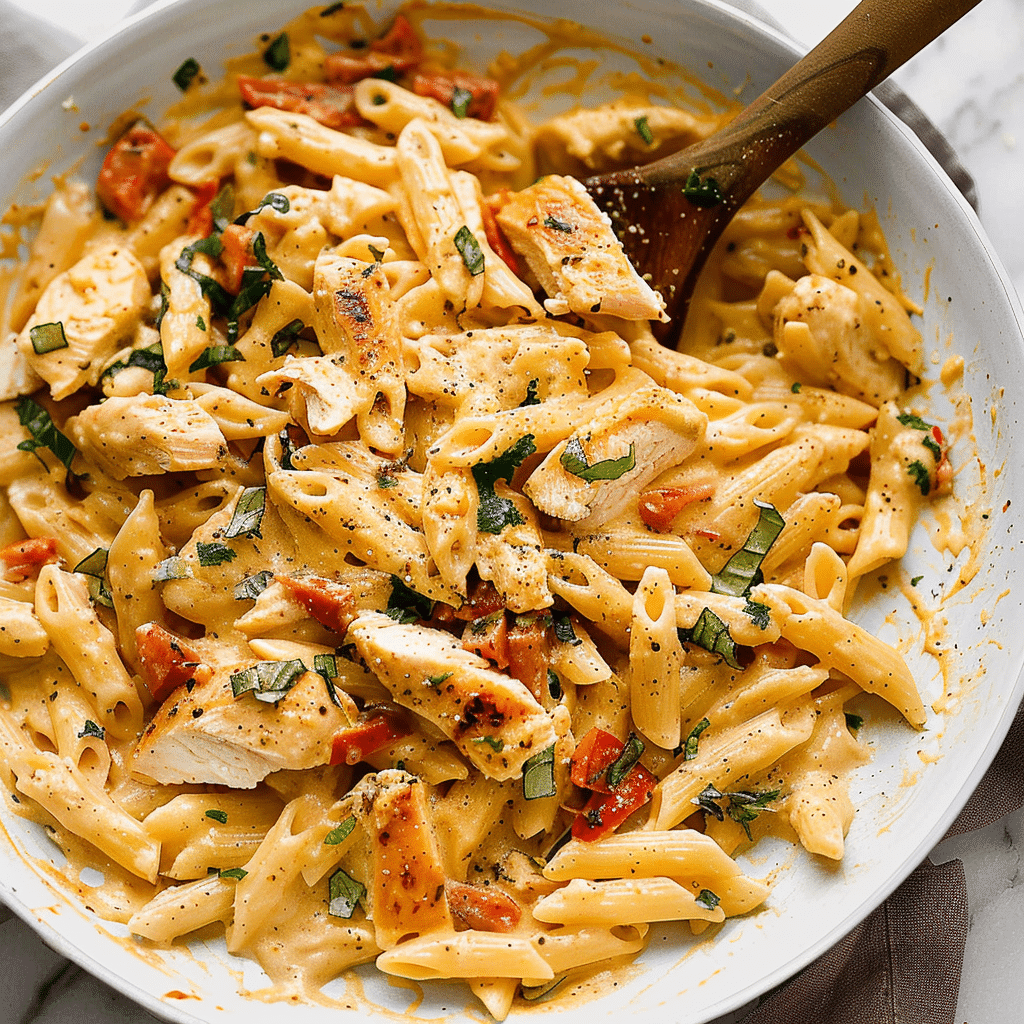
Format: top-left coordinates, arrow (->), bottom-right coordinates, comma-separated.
2,1 -> 1023,1022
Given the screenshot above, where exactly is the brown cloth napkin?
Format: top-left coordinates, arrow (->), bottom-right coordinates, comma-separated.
739,703 -> 1024,1024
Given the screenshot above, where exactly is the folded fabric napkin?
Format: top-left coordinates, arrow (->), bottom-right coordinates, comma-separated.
0,3 -> 1009,1023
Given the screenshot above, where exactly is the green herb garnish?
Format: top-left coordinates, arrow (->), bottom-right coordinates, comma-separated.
694,888 -> 720,911
223,487 -> 266,540
453,225 -> 484,276
172,58 -> 201,92
683,169 -> 724,208
29,321 -> 68,354
328,867 -> 365,918
73,547 -> 113,608
234,570 -> 274,600
553,612 -> 581,646
547,668 -> 562,700
472,434 -> 536,534
845,713 -> 864,732
679,608 -> 741,669
634,115 -> 654,146
451,85 -> 473,118
606,733 -> 644,788
907,460 -> 931,496
230,659 -> 307,703
683,718 -> 710,761
263,33 -> 290,71
153,556 -> 192,582
324,816 -> 357,846
710,500 -> 785,597
472,735 -> 504,752
520,378 -> 541,407
188,345 -> 244,373
15,397 -> 77,472
77,720 -> 105,740
205,809 -> 229,824
559,438 -> 636,483
543,215 -> 573,233
385,574 -> 433,624
522,743 -> 556,800
218,867 -> 248,880
196,542 -> 236,567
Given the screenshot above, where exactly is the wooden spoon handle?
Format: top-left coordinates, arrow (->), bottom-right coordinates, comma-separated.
638,0 -> 983,193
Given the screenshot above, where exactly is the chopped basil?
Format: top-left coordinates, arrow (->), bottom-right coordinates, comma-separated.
328,866 -> 365,918
898,412 -> 943,461
559,438 -> 636,483
205,809 -> 229,824
278,427 -> 300,470
263,33 -> 290,71
251,232 -> 283,281
73,548 -> 113,608
454,225 -> 485,276
543,215 -> 573,233
450,85 -> 473,118
907,459 -> 931,496
155,282 -> 170,330
724,789 -> 780,841
102,340 -> 174,395
683,718 -> 710,761
845,713 -> 864,732
427,671 -> 453,686
678,608 -> 741,669
683,169 -> 724,207
234,192 -> 291,225
154,556 -> 192,582
324,816 -> 357,846
188,345 -> 244,373
270,318 -> 305,358
552,612 -> 581,646
367,243 -> 386,264
196,542 -> 236,567
29,321 -> 69,354
224,487 -> 266,540
634,115 -> 654,146
209,183 -> 236,232
77,720 -> 105,740
314,653 -> 338,683
472,434 -> 536,534
371,65 -> 399,82
218,867 -> 248,880
694,888 -> 720,911
196,315 -> 207,332
911,575 -> 924,587
897,412 -> 932,432
385,574 -> 433,623
472,735 -> 504,752
922,434 -> 942,461
522,743 -> 556,800
234,570 -> 274,599
15,397 -> 77,472
710,500 -> 785,597
695,784 -> 725,821
547,668 -> 562,700
606,732 -> 644,789
230,659 -> 307,703
172,58 -> 201,92
520,378 -> 541,407
742,598 -> 772,630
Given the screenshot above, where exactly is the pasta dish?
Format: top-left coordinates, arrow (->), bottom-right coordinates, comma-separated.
0,3 -> 952,1017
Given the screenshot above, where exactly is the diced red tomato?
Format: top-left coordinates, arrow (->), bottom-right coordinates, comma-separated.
330,709 -> 411,766
135,622 -> 212,703
219,224 -> 259,295
186,180 -> 219,237
0,537 -> 58,583
325,14 -> 424,85
462,612 -> 509,668
411,70 -> 499,121
482,194 -> 522,276
96,121 -> 176,223
237,76 -> 363,130
637,484 -> 714,533
445,880 -> 521,932
571,761 -> 656,842
569,727 -> 624,793
506,616 -> 550,703
276,574 -> 357,637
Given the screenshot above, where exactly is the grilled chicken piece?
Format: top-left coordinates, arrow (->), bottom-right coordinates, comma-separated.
131,659 -> 350,788
65,395 -> 229,479
347,611 -> 555,780
494,175 -> 666,322
17,243 -> 150,400
772,274 -> 905,406
524,383 -> 705,527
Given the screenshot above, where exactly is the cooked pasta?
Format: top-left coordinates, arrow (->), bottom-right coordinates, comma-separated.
0,2 -> 953,1018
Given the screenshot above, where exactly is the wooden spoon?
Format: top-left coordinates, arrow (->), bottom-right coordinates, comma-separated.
585,0 -> 983,341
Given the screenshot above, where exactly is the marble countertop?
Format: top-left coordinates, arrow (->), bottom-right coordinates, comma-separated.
0,0 -> 1022,1021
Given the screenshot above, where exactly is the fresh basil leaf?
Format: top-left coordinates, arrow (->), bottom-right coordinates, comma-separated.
235,192 -> 291,225
683,718 -> 710,761
725,788 -> 780,840
196,542 -> 236,567
606,732 -> 644,789
154,556 -> 192,582
263,33 -> 290,71
520,378 -> 541,407
324,816 -> 356,846
742,598 -> 772,630
634,115 -> 654,145
251,231 -> 283,281
907,459 -> 931,496
559,438 -> 636,482
845,713 -> 864,732
472,735 -> 504,752
552,612 -> 581,646
427,671 -> 453,686
218,867 -> 248,880
207,182 -> 236,233
270,318 -> 305,358
547,668 -> 562,700
233,570 -> 273,600
543,215 -> 573,233
15,397 -> 77,472
897,412 -> 932,432
223,487 -> 266,540
711,499 -> 785,597
679,608 -> 741,669
385,574 -> 433,624
451,85 -> 473,118
205,809 -> 228,824
453,224 -> 484,276
472,434 -> 536,534
683,169 -> 724,207
73,547 -> 113,608
313,653 -> 338,683
230,659 -> 307,703
172,57 -> 201,92
694,888 -> 720,911
189,345 -> 244,373
29,322 -> 68,354
77,720 -> 105,740
522,743 -> 556,800
694,783 -> 725,821
328,866 -> 365,918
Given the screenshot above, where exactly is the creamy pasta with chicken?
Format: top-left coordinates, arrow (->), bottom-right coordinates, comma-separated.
0,3 -> 951,1017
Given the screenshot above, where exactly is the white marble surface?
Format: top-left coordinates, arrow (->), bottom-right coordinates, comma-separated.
0,0 -> 1022,1021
